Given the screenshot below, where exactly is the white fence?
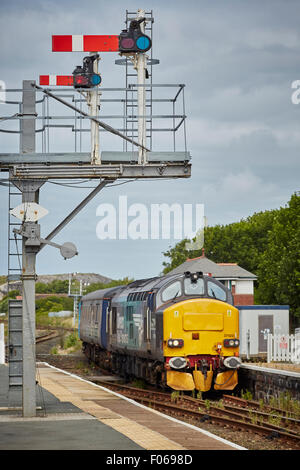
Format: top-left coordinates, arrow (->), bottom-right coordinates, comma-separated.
267,334 -> 300,364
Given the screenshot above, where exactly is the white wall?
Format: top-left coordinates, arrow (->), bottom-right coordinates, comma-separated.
235,280 -> 254,295
239,307 -> 289,356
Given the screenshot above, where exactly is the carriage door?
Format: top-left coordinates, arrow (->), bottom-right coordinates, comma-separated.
126,305 -> 135,348
258,315 -> 273,353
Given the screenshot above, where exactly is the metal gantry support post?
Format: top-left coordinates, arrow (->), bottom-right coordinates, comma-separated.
20,180 -> 44,417
121,10 -> 155,159
8,81 -> 111,416
136,9 -> 147,164
89,53 -> 101,164
8,80 -> 45,417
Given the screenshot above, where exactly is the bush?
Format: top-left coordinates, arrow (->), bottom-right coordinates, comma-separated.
36,296 -> 74,322
63,333 -> 79,349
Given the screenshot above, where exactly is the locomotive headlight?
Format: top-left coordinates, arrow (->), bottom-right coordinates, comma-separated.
167,339 -> 184,348
223,339 -> 240,348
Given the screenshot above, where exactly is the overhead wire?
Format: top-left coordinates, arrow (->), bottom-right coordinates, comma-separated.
45,176 -> 179,189
0,112 -> 20,122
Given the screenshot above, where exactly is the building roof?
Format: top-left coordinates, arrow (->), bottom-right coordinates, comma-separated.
168,254 -> 257,280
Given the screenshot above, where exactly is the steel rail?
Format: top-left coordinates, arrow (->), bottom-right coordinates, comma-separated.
223,394 -> 300,420
92,380 -> 300,446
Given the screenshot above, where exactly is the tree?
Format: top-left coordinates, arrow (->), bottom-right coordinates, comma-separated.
162,192 -> 300,327
83,277 -> 133,294
256,193 -> 300,327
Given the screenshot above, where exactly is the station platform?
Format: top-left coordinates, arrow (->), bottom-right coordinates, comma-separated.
0,363 -> 245,451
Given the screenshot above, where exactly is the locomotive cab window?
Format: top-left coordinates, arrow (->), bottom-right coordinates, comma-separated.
162,281 -> 182,302
184,277 -> 204,296
207,281 -> 227,301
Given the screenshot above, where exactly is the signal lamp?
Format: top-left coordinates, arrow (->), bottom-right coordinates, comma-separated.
119,18 -> 152,53
223,339 -> 240,348
184,271 -> 203,283
167,338 -> 184,348
73,55 -> 101,89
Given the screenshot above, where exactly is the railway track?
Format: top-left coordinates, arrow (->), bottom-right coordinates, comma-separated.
5,328 -> 62,361
223,394 -> 300,420
92,379 -> 300,449
36,331 -> 60,344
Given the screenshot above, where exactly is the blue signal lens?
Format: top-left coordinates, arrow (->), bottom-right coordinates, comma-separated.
136,35 -> 150,51
91,74 -> 101,86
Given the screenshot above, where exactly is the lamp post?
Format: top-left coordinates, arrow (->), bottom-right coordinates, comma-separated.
68,273 -> 83,327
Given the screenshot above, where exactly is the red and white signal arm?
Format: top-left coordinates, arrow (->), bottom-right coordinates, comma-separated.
52,35 -> 119,52
39,75 -> 74,86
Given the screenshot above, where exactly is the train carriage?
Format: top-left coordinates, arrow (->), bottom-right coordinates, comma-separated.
79,272 -> 241,392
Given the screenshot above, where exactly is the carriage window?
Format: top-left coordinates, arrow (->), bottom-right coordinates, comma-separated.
95,304 -> 100,323
126,305 -> 133,322
207,281 -> 226,301
184,278 -> 204,296
112,307 -> 117,334
142,292 -> 148,301
162,281 -> 182,302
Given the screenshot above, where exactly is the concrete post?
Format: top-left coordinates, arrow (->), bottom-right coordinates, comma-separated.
90,54 -> 100,164
136,9 -> 147,165
0,323 -> 5,364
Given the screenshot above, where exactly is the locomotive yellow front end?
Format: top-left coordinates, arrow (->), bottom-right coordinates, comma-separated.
163,298 -> 241,392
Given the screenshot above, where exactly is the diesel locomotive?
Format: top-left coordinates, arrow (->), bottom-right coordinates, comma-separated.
78,271 -> 241,392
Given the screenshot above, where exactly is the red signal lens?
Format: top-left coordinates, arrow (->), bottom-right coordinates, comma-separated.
120,38 -> 135,49
75,75 -> 89,86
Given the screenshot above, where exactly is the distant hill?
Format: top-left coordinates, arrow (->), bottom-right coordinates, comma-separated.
36,273 -> 112,285
0,272 -> 112,299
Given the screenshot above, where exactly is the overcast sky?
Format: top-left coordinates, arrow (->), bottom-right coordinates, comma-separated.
0,0 -> 299,280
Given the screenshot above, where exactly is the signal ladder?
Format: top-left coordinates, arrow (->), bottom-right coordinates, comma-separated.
7,177 -> 23,394
8,178 -> 22,289
124,9 -> 154,153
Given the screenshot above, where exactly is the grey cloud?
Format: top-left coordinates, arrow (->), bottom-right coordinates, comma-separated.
1,0 -> 299,278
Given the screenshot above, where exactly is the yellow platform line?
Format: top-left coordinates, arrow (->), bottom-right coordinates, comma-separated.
38,365 -> 185,451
